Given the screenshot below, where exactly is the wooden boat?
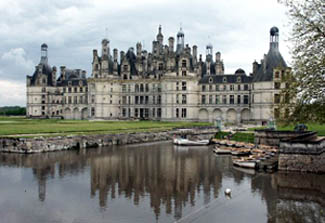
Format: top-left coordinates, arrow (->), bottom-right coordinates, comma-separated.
231,150 -> 251,156
233,160 -> 256,169
213,147 -> 232,155
173,138 -> 210,146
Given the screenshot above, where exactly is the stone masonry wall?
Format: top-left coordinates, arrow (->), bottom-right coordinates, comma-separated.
279,139 -> 325,173
0,128 -> 216,154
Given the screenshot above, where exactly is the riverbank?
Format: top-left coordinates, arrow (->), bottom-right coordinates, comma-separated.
0,127 -> 217,154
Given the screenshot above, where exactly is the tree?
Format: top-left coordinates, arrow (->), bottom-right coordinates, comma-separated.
279,0 -> 325,123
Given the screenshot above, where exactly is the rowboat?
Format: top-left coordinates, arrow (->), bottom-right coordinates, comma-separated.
213,147 -> 232,155
173,138 -> 210,146
233,160 -> 256,169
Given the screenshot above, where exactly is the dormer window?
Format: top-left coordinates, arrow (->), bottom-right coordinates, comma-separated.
182,60 -> 187,68
237,77 -> 241,82
275,71 -> 280,79
209,77 -> 213,83
68,81 -> 72,86
223,77 -> 227,83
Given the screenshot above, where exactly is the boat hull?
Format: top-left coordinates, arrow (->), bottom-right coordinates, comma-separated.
173,138 -> 210,146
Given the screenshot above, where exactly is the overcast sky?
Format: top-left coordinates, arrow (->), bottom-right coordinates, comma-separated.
0,0 -> 291,106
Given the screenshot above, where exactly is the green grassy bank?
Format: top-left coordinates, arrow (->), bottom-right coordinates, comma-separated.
0,116 -> 212,137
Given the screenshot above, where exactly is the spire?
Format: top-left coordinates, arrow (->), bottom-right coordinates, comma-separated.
156,25 -> 163,45
176,25 -> 185,54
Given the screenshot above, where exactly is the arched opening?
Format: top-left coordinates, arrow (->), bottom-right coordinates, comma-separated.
81,108 -> 88,120
73,108 -> 80,120
64,108 -> 72,119
213,108 -> 222,120
198,109 -> 209,122
226,109 -> 237,124
241,109 -> 250,123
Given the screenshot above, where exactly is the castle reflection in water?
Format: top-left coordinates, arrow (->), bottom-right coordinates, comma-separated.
0,142 -> 324,222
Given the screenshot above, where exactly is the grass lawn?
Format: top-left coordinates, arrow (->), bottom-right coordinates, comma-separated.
215,131 -> 255,143
248,123 -> 325,136
0,116 -> 212,137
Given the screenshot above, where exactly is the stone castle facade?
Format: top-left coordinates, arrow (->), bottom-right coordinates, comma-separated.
27,26 -> 290,124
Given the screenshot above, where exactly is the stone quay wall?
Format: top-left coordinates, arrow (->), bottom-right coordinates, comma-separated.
279,138 -> 325,173
254,130 -> 317,146
0,128 -> 217,154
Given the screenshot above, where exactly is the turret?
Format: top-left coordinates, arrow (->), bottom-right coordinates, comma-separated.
270,26 -> 279,50
101,39 -> 109,76
156,25 -> 164,45
252,60 -> 258,75
176,27 -> 184,53
120,51 -> 125,64
40,43 -> 48,64
206,43 -> 213,61
215,52 -> 221,62
113,48 -> 118,74
168,37 -> 174,52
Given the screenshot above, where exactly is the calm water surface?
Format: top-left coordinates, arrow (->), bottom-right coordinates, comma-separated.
0,142 -> 324,223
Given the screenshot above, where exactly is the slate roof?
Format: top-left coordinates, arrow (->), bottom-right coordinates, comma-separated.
199,74 -> 252,84
252,47 -> 287,82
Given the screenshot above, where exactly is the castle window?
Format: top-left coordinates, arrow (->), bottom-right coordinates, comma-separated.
176,94 -> 179,104
176,108 -> 179,118
202,85 -> 206,92
209,77 -> 213,83
68,81 -> 72,86
152,108 -> 155,117
42,106 -> 45,110
140,84 -> 144,92
145,96 -> 149,104
209,85 -> 213,91
157,108 -> 161,118
209,95 -> 213,104
274,108 -> 280,119
140,96 -> 144,104
237,95 -> 241,104
230,95 -> 234,104
63,88 -> 66,93
275,71 -> 280,79
182,94 -> 187,104
237,77 -> 241,82
123,65 -> 128,71
182,82 -> 187,91
68,88 -> 71,93
244,95 -> 249,104
176,82 -> 179,91
91,107 -> 95,116
158,63 -> 163,70
244,84 -> 249,91
135,108 -> 139,117
274,82 -> 281,89
238,85 -> 241,91
181,108 -> 187,118
223,85 -> 227,91
42,88 -> 46,93
182,60 -> 187,68
135,96 -> 139,104
230,85 -> 234,91
182,71 -> 187,76
223,95 -> 227,104
91,95 -> 95,103
223,77 -> 227,83
145,84 -> 149,92
122,96 -> 127,104
69,96 -> 72,104
215,95 -> 219,104
274,94 -> 280,104
201,95 -> 206,104
42,78 -> 46,84
80,87 -> 83,92
74,96 -> 77,104
157,95 -> 161,104
215,85 -> 219,91
123,74 -> 128,80
74,87 -> 77,93
122,85 -> 127,92
135,84 -> 139,92
122,108 -> 126,117
95,64 -> 99,71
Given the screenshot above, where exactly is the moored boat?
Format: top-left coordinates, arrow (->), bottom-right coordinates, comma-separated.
233,160 -> 256,169
213,147 -> 232,155
173,138 -> 210,146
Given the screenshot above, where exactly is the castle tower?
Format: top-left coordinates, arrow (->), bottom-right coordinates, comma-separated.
168,37 -> 174,52
156,25 -> 164,45
101,39 -> 110,76
40,43 -> 48,64
206,43 -> 213,60
176,27 -> 184,53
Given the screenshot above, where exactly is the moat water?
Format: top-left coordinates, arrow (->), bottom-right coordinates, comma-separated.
0,142 -> 324,223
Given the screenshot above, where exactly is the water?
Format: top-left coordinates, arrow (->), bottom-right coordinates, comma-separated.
0,141 -> 324,223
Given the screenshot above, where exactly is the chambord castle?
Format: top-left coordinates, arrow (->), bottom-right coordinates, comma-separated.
27,26 -> 290,124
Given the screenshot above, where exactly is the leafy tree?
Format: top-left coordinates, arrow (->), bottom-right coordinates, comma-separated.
279,0 -> 325,123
